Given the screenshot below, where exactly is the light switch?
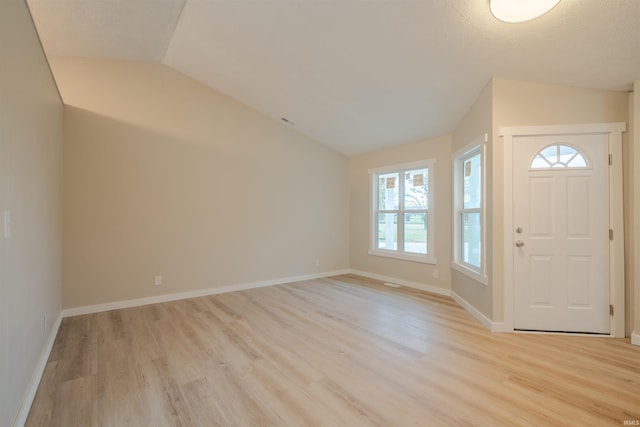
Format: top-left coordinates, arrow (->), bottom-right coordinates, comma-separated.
3,210 -> 11,240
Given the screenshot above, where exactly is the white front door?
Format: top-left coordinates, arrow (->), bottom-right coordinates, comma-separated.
513,133 -> 610,333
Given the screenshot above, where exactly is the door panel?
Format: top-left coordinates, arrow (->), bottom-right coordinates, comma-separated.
530,178 -> 553,237
566,177 -> 590,237
567,256 -> 590,307
513,134 -> 609,333
530,256 -> 553,306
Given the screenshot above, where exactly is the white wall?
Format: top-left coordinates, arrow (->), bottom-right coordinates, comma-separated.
50,57 -> 350,309
0,1 -> 63,426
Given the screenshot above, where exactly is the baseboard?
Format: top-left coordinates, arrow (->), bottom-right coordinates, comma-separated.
490,322 -> 508,332
13,312 -> 63,427
632,331 -> 640,346
348,270 -> 507,332
62,269 -> 351,317
348,269 -> 451,296
450,291 -> 504,332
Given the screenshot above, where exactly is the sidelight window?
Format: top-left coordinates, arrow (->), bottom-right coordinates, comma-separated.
452,136 -> 487,284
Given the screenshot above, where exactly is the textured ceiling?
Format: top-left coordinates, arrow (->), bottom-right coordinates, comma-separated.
27,0 -> 640,155
27,0 -> 186,61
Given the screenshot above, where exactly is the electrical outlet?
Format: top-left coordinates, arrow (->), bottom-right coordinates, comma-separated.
43,314 -> 47,334
154,275 -> 162,286
315,259 -> 320,267
432,269 -> 439,279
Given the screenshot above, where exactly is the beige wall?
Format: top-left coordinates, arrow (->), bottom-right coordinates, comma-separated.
626,90 -> 635,338
493,79 -> 629,127
349,134 -> 452,291
348,78 -> 631,328
0,0 -> 63,425
51,57 -> 349,309
492,79 -> 630,323
634,80 -> 640,343
451,81 -> 493,318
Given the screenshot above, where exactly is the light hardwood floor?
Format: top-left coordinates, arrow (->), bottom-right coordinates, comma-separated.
26,274 -> 640,426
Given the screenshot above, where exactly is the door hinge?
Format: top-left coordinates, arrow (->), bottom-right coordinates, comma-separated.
610,304 -> 614,316
609,154 -> 613,165
609,229 -> 613,240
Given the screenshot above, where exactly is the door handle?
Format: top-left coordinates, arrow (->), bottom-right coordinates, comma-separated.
515,240 -> 525,247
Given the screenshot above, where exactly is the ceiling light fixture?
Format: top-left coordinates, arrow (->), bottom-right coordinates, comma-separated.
490,0 -> 560,23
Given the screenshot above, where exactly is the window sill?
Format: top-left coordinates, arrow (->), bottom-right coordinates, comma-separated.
368,249 -> 437,265
451,262 -> 488,285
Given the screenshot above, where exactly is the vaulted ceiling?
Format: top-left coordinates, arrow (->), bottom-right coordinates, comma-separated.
27,0 -> 640,155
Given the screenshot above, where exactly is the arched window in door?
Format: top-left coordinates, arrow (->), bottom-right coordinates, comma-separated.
530,144 -> 589,169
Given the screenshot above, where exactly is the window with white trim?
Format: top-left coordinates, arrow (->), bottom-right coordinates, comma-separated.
452,137 -> 487,283
369,160 -> 436,264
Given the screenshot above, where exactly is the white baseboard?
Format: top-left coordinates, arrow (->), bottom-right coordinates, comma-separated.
348,269 -> 451,297
348,270 -> 506,332
13,312 -> 63,427
632,331 -> 640,346
450,291 -> 505,332
490,322 -> 508,333
62,269 -> 351,317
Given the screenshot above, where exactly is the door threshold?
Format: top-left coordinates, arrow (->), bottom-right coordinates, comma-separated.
514,328 -> 611,337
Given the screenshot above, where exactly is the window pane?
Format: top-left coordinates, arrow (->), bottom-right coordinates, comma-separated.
463,154 -> 481,209
378,173 -> 399,210
567,155 -> 587,167
405,168 -> 428,210
531,155 -> 550,168
539,145 -> 558,163
461,212 -> 481,268
377,213 -> 397,250
558,145 -> 577,163
531,144 -> 588,169
404,213 -> 427,254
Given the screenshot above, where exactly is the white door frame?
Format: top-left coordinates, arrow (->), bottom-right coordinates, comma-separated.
502,123 -> 626,337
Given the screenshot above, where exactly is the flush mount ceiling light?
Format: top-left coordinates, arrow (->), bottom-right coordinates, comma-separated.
490,0 -> 560,23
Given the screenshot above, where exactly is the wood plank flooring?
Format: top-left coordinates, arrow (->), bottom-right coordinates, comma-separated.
26,274 -> 640,426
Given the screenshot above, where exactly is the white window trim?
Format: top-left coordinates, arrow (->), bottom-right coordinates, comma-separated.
452,134 -> 488,285
368,159 -> 437,264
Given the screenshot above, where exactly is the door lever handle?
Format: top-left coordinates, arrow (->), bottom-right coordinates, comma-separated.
515,240 -> 525,247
